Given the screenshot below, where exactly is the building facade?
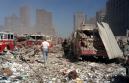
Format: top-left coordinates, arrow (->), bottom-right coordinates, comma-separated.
20,6 -> 30,33
0,25 -> 4,31
36,9 -> 55,36
106,0 -> 129,36
96,9 -> 106,22
4,14 -> 20,33
74,12 -> 86,31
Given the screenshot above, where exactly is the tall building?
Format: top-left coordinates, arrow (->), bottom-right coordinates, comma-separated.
96,8 -> 106,22
106,0 -> 129,36
36,9 -> 55,35
74,12 -> 86,30
0,25 -> 4,31
4,14 -> 20,33
20,6 -> 30,33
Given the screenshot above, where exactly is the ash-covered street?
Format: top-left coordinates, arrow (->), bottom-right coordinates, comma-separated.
0,44 -> 127,83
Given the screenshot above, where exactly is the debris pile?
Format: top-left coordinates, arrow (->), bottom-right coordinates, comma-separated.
0,44 -> 126,83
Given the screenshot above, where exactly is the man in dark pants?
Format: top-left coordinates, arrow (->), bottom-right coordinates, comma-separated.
62,39 -> 69,58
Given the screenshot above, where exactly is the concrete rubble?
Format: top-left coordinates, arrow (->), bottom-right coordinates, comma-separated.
0,44 -> 126,83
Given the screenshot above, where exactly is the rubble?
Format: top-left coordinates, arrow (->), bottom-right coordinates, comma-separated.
1,68 -> 13,77
0,44 -> 127,83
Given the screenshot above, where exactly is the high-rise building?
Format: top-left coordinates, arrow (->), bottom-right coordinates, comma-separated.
4,14 -> 20,33
20,6 -> 30,33
74,12 -> 86,30
96,8 -> 106,22
106,0 -> 129,36
36,9 -> 55,35
0,25 -> 4,31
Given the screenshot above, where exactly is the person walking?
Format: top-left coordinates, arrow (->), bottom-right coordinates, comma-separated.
62,39 -> 69,58
41,38 -> 50,64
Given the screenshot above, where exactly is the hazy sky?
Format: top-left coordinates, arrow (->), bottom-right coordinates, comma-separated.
0,0 -> 107,37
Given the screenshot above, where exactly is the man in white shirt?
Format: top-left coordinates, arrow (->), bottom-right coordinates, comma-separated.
41,38 -> 50,64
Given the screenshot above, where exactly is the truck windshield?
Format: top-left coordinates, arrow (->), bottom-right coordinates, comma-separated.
29,35 -> 44,40
7,34 -> 14,39
3,34 -> 8,39
10,34 -> 14,39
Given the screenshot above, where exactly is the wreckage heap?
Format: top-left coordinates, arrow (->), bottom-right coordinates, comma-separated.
0,44 -> 126,83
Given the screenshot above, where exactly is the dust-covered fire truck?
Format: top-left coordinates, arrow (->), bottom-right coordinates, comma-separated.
72,22 -> 123,59
26,34 -> 53,47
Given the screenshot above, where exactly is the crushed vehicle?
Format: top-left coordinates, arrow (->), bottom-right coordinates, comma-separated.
26,34 -> 53,47
72,22 -> 123,59
72,24 -> 107,59
25,34 -> 44,46
16,34 -> 53,48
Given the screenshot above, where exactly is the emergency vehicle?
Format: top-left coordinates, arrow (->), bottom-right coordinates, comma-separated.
72,25 -> 107,59
26,34 -> 53,47
0,32 -> 15,53
72,22 -> 123,59
25,34 -> 45,46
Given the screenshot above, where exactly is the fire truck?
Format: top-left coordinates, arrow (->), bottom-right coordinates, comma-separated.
0,32 -> 15,53
16,33 -> 53,48
26,34 -> 53,47
72,24 -> 107,59
25,34 -> 44,46
72,22 -> 123,59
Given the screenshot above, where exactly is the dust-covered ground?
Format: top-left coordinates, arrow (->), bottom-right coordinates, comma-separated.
0,44 -> 128,83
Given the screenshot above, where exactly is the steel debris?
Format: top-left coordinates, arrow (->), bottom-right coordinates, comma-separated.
0,44 -> 127,83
